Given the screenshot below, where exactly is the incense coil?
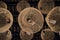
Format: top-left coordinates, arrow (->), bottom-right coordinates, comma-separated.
16,0 -> 30,13
0,30 -> 12,40
20,29 -> 33,40
38,0 -> 55,14
0,1 -> 7,9
0,8 -> 13,33
18,7 -> 44,33
46,7 -> 60,33
41,29 -> 55,40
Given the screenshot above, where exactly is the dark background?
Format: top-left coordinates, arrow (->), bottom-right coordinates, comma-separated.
0,0 -> 60,40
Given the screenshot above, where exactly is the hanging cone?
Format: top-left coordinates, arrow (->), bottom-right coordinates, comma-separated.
18,7 -> 44,33
41,29 -> 55,40
38,0 -> 55,14
46,7 -> 60,33
0,8 -> 13,33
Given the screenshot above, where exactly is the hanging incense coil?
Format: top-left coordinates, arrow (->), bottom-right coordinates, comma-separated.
0,30 -> 12,40
38,0 -> 55,14
0,1 -> 7,9
0,8 -> 13,33
41,29 -> 55,40
18,7 -> 44,33
16,0 -> 30,13
46,7 -> 60,33
20,29 -> 33,40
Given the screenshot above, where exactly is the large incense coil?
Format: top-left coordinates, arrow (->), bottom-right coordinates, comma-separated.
0,8 -> 13,33
41,29 -> 55,40
18,7 -> 44,33
46,7 -> 60,33
0,1 -> 7,9
0,30 -> 12,40
20,29 -> 33,40
16,0 -> 30,13
38,0 -> 55,14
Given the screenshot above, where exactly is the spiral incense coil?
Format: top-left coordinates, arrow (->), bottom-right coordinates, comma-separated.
0,1 -> 7,9
0,8 -> 13,33
41,29 -> 55,40
38,0 -> 55,14
18,7 -> 44,33
16,0 -> 30,13
20,29 -> 33,40
46,7 -> 60,33
0,30 -> 12,40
